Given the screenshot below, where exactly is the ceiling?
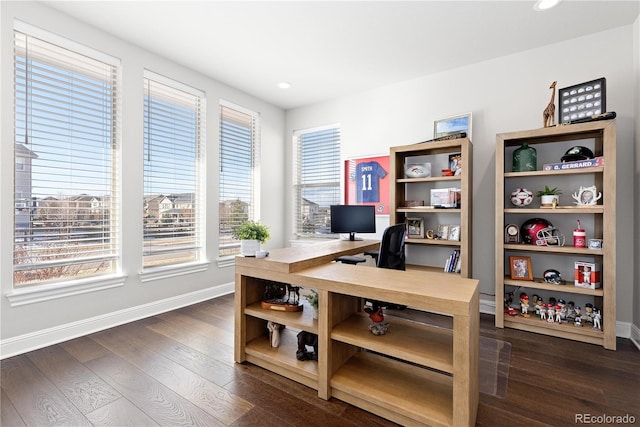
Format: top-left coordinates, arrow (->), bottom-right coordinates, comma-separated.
43,1 -> 640,110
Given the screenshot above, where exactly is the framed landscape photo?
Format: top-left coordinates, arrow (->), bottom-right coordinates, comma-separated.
509,256 -> 533,281
434,112 -> 472,140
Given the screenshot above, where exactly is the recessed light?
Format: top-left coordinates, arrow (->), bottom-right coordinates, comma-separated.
534,0 -> 561,11
277,82 -> 291,89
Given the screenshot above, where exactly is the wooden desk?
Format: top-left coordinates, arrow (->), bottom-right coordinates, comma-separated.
235,240 -> 479,427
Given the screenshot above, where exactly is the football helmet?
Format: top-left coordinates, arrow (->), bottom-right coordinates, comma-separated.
521,218 -> 565,246
561,146 -> 594,162
543,269 -> 563,284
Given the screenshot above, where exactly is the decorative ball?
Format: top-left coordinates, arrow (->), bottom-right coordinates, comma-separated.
404,163 -> 431,178
510,188 -> 533,207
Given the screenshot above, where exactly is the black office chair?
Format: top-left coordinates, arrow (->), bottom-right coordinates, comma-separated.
335,223 -> 406,266
375,223 -> 406,271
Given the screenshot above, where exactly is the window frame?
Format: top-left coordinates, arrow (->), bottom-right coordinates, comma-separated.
217,100 -> 261,265
292,123 -> 341,240
8,21 -> 125,305
140,70 -> 207,278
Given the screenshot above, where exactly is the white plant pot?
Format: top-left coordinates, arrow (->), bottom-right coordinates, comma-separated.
241,239 -> 260,256
540,194 -> 559,207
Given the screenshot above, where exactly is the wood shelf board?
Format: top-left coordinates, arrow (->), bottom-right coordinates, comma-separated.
245,329 -> 319,381
497,120 -> 613,144
406,264 -> 459,275
245,301 -> 318,333
331,312 -> 454,373
295,263 -> 478,316
503,207 -> 604,214
405,238 -> 461,246
397,208 -> 461,214
331,351 -> 453,427
503,167 -> 603,178
397,176 -> 461,183
235,239 -> 379,274
391,137 -> 469,155
504,315 -> 604,340
502,278 -> 604,296
503,244 -> 603,255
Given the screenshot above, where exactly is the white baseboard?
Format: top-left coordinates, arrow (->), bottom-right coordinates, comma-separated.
631,323 -> 640,351
0,282 -> 234,360
479,296 -> 633,340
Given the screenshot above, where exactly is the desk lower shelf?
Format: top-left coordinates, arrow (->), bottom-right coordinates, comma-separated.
331,312 -> 454,374
332,351 -> 453,427
245,328 -> 318,389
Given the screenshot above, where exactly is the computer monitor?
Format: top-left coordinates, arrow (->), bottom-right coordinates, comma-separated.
330,205 -> 376,241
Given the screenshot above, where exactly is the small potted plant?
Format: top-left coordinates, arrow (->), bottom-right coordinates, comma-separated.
233,220 -> 270,256
536,185 -> 562,208
304,289 -> 319,319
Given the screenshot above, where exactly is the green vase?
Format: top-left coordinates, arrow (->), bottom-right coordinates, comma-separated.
512,143 -> 537,172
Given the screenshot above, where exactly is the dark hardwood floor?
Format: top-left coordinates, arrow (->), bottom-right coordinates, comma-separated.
2,293 -> 639,426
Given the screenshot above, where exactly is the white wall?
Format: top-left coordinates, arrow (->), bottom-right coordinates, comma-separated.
633,15 -> 640,340
286,25 -> 637,326
0,1 -> 285,356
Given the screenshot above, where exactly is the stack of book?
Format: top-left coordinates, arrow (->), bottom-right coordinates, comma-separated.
444,249 -> 461,273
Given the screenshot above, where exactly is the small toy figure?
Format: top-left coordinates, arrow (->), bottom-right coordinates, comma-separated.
555,305 -> 563,323
296,331 -> 318,360
547,304 -> 555,323
540,303 -> 547,321
365,302 -> 390,335
593,308 -> 602,330
566,301 -> 576,320
584,303 -> 594,324
520,292 -> 530,317
582,266 -> 591,285
504,292 -> 514,311
532,294 -> 542,316
574,306 -> 583,327
267,321 -> 285,347
557,299 -> 567,322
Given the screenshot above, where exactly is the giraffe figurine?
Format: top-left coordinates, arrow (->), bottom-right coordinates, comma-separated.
543,81 -> 557,128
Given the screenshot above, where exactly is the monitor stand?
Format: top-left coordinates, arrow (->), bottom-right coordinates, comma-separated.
344,232 -> 362,241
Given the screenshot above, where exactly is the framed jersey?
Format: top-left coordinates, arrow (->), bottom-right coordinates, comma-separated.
344,155 -> 390,215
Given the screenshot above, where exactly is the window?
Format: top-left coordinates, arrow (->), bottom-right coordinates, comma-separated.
143,72 -> 205,269
218,102 -> 260,257
13,24 -> 120,288
293,125 -> 341,238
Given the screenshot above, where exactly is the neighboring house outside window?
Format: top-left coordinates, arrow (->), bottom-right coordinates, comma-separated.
218,102 -> 260,258
13,23 -> 120,289
293,125 -> 341,239
143,71 -> 205,270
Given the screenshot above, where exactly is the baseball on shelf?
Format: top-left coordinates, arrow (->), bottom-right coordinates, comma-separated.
510,188 -> 534,207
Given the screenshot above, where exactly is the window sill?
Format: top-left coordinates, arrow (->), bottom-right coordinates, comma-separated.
139,261 -> 211,283
5,274 -> 127,307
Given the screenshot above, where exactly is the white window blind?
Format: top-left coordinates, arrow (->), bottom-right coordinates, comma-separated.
219,102 -> 259,257
293,125 -> 341,238
13,27 -> 120,287
143,72 -> 205,269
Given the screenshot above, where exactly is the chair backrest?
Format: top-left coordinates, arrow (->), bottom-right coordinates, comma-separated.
377,223 -> 406,270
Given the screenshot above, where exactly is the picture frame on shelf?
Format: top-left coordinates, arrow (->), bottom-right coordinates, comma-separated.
437,224 -> 450,240
448,225 -> 461,241
509,256 -> 533,281
448,153 -> 462,176
434,112 -> 472,140
406,217 -> 424,238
